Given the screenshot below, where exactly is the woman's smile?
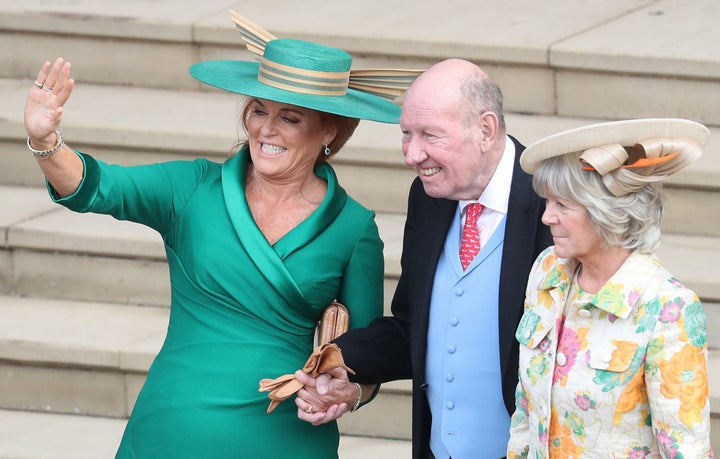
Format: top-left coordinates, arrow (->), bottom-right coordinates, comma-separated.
260,142 -> 287,156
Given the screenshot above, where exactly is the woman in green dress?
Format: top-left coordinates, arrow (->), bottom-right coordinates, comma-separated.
22,13 -> 417,458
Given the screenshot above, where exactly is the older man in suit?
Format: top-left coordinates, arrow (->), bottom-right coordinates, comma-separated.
296,59 -> 553,459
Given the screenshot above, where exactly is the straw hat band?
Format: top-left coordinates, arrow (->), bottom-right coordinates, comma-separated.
258,57 -> 350,96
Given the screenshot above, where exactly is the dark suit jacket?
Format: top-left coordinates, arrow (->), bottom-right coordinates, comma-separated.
335,136 -> 553,459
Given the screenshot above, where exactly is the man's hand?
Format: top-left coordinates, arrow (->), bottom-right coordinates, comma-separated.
295,367 -> 351,425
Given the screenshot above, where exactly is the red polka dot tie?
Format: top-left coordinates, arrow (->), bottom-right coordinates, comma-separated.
460,203 -> 483,270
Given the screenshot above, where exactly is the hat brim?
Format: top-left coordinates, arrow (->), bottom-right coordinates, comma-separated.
190,60 -> 401,124
520,118 -> 710,174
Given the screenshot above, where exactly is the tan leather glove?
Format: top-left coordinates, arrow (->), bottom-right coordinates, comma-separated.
258,342 -> 355,413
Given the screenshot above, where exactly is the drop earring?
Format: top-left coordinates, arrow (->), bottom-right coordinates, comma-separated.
324,145 -> 331,156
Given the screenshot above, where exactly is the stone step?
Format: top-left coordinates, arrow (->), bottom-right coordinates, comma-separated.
2,186 -> 719,307
1,77 -> 719,235
2,0 -> 720,124
1,1 -> 718,455
0,294 -> 411,442
0,409 -> 411,459
1,293 -> 719,449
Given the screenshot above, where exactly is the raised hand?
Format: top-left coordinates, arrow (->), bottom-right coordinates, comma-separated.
23,57 -> 84,197
25,58 -> 75,150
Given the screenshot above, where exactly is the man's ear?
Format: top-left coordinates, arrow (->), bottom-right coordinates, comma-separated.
478,111 -> 499,151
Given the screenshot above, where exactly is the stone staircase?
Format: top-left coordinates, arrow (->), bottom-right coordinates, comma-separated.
1,0 -> 719,457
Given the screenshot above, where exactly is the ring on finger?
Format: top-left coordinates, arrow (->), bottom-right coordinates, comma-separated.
42,84 -> 53,92
305,404 -> 313,414
34,80 -> 43,88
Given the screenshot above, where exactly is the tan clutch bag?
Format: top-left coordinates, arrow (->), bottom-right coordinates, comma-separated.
315,301 -> 350,348
258,302 -> 353,413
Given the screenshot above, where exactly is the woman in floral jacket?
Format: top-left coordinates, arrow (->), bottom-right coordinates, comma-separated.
508,118 -> 714,458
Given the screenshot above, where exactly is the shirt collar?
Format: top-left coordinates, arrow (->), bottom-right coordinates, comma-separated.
459,135 -> 515,214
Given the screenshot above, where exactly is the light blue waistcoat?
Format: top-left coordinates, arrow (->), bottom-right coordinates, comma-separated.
426,208 -> 509,459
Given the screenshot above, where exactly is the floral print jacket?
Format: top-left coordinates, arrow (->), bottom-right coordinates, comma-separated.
507,247 -> 713,459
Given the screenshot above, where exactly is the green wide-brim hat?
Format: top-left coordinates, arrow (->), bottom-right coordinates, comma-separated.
190,38 -> 403,124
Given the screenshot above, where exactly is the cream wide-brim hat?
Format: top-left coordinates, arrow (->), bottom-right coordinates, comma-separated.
520,118 -> 710,174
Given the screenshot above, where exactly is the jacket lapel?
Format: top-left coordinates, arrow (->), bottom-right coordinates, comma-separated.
409,181 -> 457,374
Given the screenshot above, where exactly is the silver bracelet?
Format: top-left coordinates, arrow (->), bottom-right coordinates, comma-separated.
27,130 -> 64,159
348,382 -> 362,413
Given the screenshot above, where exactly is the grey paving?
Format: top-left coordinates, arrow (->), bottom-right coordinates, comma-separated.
0,409 -> 411,459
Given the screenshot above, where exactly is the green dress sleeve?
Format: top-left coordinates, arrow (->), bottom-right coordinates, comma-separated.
49,151 -> 211,234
